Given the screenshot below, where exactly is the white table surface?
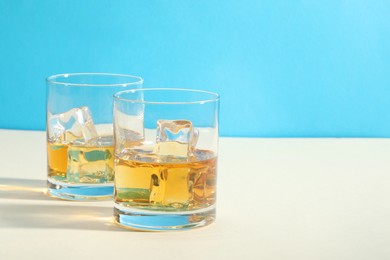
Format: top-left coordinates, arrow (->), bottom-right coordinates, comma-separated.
0,129 -> 389,260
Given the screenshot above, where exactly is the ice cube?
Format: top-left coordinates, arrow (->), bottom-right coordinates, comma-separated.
67,137 -> 114,184
149,169 -> 191,208
48,107 -> 98,143
153,120 -> 198,158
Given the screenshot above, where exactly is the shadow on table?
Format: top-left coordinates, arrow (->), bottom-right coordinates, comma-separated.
0,178 -> 127,232
0,203 -> 126,232
0,178 -> 49,201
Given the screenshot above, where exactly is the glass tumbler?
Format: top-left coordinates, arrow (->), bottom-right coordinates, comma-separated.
113,88 -> 219,231
46,73 -> 143,200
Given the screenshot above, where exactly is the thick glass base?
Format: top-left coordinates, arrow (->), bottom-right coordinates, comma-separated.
114,204 -> 216,231
47,178 -> 113,201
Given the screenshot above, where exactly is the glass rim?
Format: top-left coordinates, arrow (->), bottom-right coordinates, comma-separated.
46,73 -> 144,87
113,88 -> 220,105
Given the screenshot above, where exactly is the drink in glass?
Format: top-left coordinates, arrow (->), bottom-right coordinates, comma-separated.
46,73 -> 143,200
113,88 -> 219,230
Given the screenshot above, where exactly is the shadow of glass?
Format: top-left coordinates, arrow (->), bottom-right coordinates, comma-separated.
0,178 -> 50,201
0,178 -> 136,232
0,203 -> 127,232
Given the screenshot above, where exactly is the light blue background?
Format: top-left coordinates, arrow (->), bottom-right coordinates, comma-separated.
1,0 -> 390,137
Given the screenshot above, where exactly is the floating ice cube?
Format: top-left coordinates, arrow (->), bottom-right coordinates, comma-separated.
48,107 -> 98,143
67,138 -> 114,184
149,169 -> 192,208
153,120 -> 198,158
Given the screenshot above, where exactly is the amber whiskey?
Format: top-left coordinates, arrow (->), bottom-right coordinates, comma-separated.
114,149 -> 217,211
47,137 -> 114,184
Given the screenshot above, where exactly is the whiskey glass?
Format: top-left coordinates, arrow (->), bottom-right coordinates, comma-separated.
113,88 -> 219,231
46,73 -> 143,200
